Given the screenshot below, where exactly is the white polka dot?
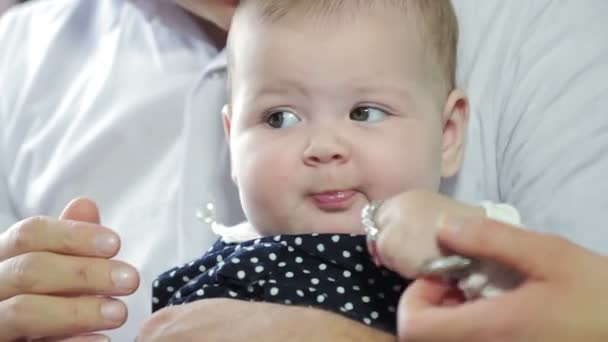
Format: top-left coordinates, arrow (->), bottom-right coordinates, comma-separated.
188,261 -> 195,266
288,246 -> 295,252
274,235 -> 282,241
363,318 -> 372,325
308,287 -> 317,292
332,235 -> 340,243
166,286 -> 174,293
153,280 -> 159,288
255,266 -> 264,273
368,278 -> 375,285
362,296 -> 371,303
269,253 -> 277,261
231,258 -> 240,264
393,285 -> 403,292
217,261 -> 225,269
254,239 -> 261,244
352,285 -> 361,291
311,278 -> 320,285
337,286 -> 345,294
388,306 -> 396,313
237,270 -> 246,279
303,269 -> 311,274
295,257 -> 303,263
318,263 -> 327,271
371,311 -> 379,319
297,290 -> 305,297
175,291 -> 182,299
355,245 -> 364,252
327,277 -> 336,282
264,243 -> 272,247
316,295 -> 325,303
250,257 -> 259,263
247,286 -> 255,293
285,271 -> 294,278
344,302 -> 354,311
229,290 -> 238,297
208,269 -> 215,276
246,246 -> 255,251
270,287 -> 279,296
294,237 -> 303,245
343,270 -> 351,278
278,262 -> 287,267
317,244 -> 325,252
169,270 -> 176,278
152,297 -> 159,304
311,233 -> 319,237
258,280 -> 266,286
280,241 -> 288,246
285,299 -> 292,305
355,264 -> 364,272
235,245 -> 241,250
199,265 -> 206,272
182,276 -> 190,282
378,292 -> 385,299
216,255 -> 223,263
342,251 -> 351,258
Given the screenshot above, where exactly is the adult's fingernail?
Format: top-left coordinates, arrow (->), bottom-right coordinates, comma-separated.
111,265 -> 138,290
101,300 -> 127,323
95,232 -> 119,255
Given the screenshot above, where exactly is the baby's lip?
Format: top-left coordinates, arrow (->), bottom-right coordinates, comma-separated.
310,190 -> 357,210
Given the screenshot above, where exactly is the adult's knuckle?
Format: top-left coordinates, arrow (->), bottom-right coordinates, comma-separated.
73,263 -> 92,284
10,253 -> 42,292
2,294 -> 33,336
9,217 -> 46,252
58,220 -> 82,253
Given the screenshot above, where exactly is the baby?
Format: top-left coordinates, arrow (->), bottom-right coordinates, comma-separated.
153,0 -> 509,333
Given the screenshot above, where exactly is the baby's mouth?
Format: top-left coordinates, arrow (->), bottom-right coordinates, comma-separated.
310,190 -> 357,211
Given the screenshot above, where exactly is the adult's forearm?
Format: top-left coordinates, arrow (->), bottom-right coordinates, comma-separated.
138,299 -> 396,341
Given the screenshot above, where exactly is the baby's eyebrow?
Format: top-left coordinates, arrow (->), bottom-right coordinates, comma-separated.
252,80 -> 311,99
350,84 -> 413,103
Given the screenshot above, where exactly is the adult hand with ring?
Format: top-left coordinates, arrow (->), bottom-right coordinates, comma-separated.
361,190 -> 485,279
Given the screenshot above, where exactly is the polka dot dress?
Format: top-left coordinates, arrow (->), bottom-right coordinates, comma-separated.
153,234 -> 410,333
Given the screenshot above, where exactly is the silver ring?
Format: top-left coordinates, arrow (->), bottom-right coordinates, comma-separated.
361,200 -> 384,241
416,255 -> 477,278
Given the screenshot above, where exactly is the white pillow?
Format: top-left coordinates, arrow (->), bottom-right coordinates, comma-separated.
442,0 -> 608,253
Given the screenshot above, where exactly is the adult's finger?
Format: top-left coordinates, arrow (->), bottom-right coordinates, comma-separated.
436,215 -> 580,280
0,252 -> 139,300
0,295 -> 127,341
0,216 -> 120,261
398,279 -> 511,342
60,198 -> 101,224
40,334 -> 109,342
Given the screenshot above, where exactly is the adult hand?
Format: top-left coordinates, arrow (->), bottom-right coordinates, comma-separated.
398,216 -> 608,342
137,298 -> 395,342
373,190 -> 484,277
0,198 -> 139,341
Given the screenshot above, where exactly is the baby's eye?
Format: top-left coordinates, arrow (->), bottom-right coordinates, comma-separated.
350,107 -> 388,123
266,110 -> 301,128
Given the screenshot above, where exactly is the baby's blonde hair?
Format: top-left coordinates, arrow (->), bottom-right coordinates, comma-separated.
228,0 -> 459,101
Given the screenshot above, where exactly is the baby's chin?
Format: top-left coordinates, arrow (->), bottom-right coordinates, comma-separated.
260,216 -> 364,236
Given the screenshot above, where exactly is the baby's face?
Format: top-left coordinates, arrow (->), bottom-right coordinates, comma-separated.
226,6 -> 460,235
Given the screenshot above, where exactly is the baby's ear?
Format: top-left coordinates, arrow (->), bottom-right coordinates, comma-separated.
222,104 -> 232,143
222,104 -> 237,184
440,89 -> 469,178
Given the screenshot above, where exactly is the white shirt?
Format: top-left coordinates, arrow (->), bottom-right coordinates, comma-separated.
1,0 -> 607,340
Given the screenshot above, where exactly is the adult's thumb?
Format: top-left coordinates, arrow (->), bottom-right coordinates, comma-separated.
60,197 -> 101,224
